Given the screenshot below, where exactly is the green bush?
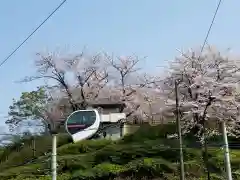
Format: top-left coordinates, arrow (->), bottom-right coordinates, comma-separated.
71,158 -> 177,180
58,139 -> 113,155
7,173 -> 71,180
57,154 -> 95,172
3,124 -> 240,179
72,163 -> 125,180
0,134 -> 71,170
125,158 -> 177,178
121,123 -> 177,143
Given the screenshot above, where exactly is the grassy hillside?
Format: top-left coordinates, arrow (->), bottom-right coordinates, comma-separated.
0,124 -> 240,180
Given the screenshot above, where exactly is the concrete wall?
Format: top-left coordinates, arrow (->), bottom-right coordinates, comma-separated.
123,124 -> 140,136
97,123 -> 141,140
104,125 -> 122,140
99,123 -> 141,140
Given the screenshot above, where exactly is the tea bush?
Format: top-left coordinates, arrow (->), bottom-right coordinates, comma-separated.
2,124 -> 240,179
58,139 -> 113,155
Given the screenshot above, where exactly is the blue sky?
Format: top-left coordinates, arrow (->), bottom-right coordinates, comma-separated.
0,0 -> 239,131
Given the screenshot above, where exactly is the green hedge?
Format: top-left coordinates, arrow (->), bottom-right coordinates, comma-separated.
0,134 -> 72,170
2,124 -> 240,179
58,139 -> 113,155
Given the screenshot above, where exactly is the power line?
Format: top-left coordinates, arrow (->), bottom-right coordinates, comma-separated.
0,0 -> 67,68
199,0 -> 222,55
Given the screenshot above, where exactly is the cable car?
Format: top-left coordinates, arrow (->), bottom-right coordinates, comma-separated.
65,109 -> 101,142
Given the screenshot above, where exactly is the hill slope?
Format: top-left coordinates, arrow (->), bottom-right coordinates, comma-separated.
1,124 -> 240,180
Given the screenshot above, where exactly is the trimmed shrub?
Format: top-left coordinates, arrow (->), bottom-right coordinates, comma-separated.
58,139 -> 113,155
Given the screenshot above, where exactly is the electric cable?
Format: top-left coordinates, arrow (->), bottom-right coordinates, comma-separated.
199,0 -> 222,56
0,0 -> 67,68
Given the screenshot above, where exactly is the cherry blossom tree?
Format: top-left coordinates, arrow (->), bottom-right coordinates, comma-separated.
104,54 -> 156,121
21,51 -> 109,111
64,52 -> 108,109
162,47 -> 240,140
19,50 -> 159,126
160,46 -> 240,177
21,52 -> 77,111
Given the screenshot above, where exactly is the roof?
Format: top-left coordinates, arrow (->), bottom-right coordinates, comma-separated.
57,96 -> 124,107
89,97 -> 125,106
55,87 -> 128,107
50,86 -> 171,124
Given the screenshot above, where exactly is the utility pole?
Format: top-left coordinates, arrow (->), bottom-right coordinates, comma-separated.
175,80 -> 185,180
43,111 -> 61,180
222,121 -> 232,180
52,134 -> 57,180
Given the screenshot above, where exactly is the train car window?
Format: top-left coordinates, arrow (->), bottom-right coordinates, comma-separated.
66,111 -> 96,135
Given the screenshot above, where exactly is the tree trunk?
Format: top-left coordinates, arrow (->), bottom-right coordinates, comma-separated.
202,124 -> 211,180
